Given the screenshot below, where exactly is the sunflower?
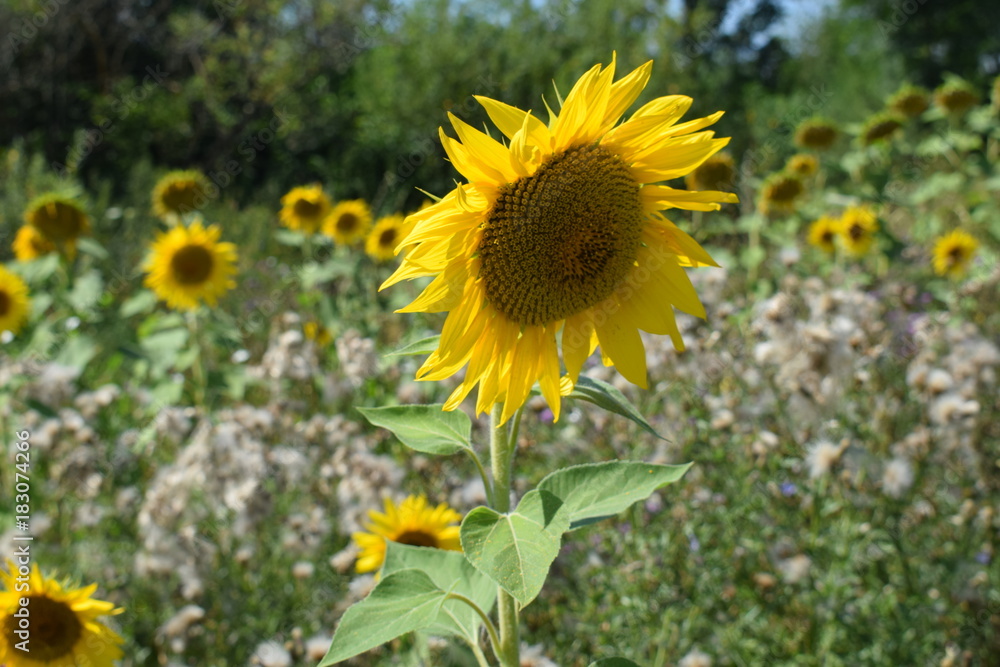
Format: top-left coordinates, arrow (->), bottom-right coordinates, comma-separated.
13,225 -> 75,262
888,84 -> 929,118
786,153 -> 818,178
759,172 -> 804,215
0,560 -> 123,667
323,200 -> 372,245
932,230 -> 978,277
934,78 -> 979,115
382,57 -> 735,422
365,214 -> 409,262
352,495 -> 463,574
0,266 -> 31,335
143,220 -> 238,311
684,152 -> 735,191
152,170 -> 210,221
304,320 -> 332,346
793,118 -> 838,150
279,184 -> 332,234
807,216 -> 839,253
838,206 -> 878,256
860,113 -> 904,146
24,194 -> 90,248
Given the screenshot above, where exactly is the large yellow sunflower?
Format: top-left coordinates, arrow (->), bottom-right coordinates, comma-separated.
807,216 -> 838,253
382,57 -> 735,422
152,170 -> 210,221
13,225 -> 75,262
365,214 -> 410,262
279,184 -> 332,234
0,560 -> 123,667
0,266 -> 31,335
323,200 -> 372,245
23,194 -> 90,248
143,220 -> 238,311
932,230 -> 978,277
352,496 -> 463,574
838,206 -> 879,256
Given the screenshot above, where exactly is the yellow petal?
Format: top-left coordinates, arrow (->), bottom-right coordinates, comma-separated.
594,316 -> 648,388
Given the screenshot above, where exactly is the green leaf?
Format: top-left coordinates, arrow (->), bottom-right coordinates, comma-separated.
568,375 -> 664,440
52,335 -> 98,373
382,542 -> 496,642
274,229 -> 306,246
539,460 -> 691,530
120,290 -> 159,318
386,335 -> 440,357
589,659 -> 642,666
460,489 -> 570,606
67,270 -> 104,312
319,569 -> 449,665
357,404 -> 471,455
76,236 -> 109,260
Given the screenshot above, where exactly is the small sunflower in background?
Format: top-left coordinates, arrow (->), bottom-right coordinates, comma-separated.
152,170 -> 210,221
303,320 -> 332,347
759,172 -> 804,215
932,230 -> 978,277
685,152 -> 735,191
324,199 -> 372,245
838,205 -> 879,256
143,220 -> 238,311
365,214 -> 409,262
860,112 -> 904,146
0,266 -> 31,335
13,224 -> 75,261
384,56 -> 735,422
934,77 -> 979,115
807,216 -> 839,253
279,184 -> 331,234
352,495 -> 463,574
888,84 -> 929,118
24,193 -> 90,249
793,118 -> 838,150
0,560 -> 124,667
992,74 -> 1000,112
786,153 -> 818,178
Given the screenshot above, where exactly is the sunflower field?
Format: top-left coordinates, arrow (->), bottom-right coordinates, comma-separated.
1,1 -> 999,666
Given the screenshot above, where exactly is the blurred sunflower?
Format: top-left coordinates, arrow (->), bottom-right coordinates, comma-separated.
383,56 -> 735,422
352,495 -> 463,574
934,78 -> 979,115
992,74 -> 1000,111
0,266 -> 31,335
143,220 -> 237,311
888,84 -> 929,118
24,194 -> 90,247
786,153 -> 818,178
324,200 -> 372,245
860,113 -> 904,146
279,184 -> 331,234
0,560 -> 124,667
759,173 -> 804,215
304,320 -> 332,346
13,224 -> 75,261
807,216 -> 838,253
932,230 -> 978,277
684,152 -> 735,191
365,214 -> 409,262
838,206 -> 878,256
793,118 -> 838,150
152,170 -> 210,221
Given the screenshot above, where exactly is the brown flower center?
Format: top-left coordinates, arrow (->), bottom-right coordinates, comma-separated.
171,245 -> 214,285
293,198 -> 322,219
378,228 -> 397,248
4,595 -> 82,661
395,531 -> 438,548
336,214 -> 359,233
479,144 -> 643,326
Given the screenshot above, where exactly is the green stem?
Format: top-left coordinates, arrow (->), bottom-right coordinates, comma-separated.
469,642 -> 491,667
466,449 -> 495,508
446,592 -> 501,659
489,403 -> 520,667
186,310 -> 206,406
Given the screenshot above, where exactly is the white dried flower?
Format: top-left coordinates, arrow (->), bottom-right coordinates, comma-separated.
678,647 -> 713,667
882,458 -> 915,498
